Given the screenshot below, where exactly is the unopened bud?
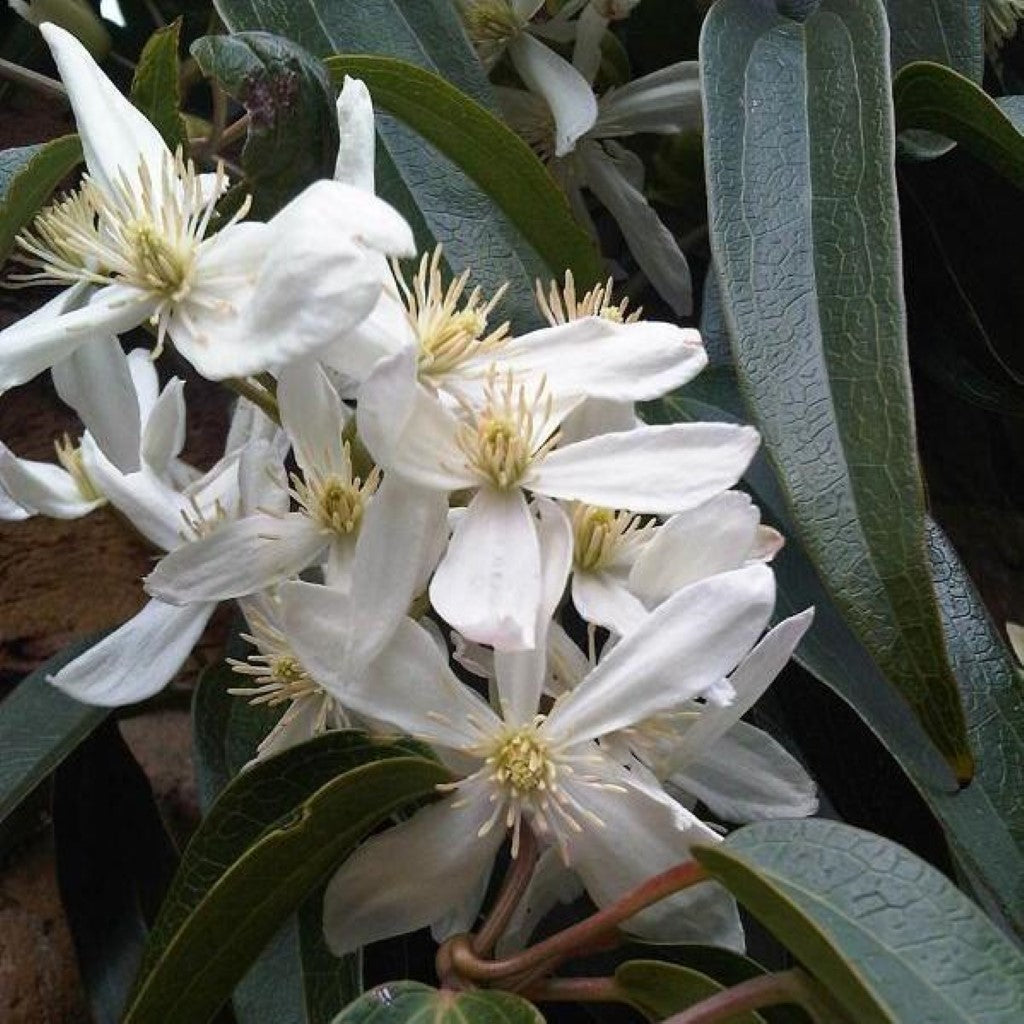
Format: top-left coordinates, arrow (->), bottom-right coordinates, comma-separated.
9,1 -> 111,60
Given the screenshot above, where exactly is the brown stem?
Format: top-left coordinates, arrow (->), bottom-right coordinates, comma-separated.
223,377 -> 280,424
201,81 -> 228,160
472,826 -> 538,957
451,858 -> 709,984
219,113 -> 251,151
0,57 -> 65,100
520,976 -> 625,1004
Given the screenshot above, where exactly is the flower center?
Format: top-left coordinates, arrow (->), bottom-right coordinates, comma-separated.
125,219 -> 192,300
228,608 -> 322,706
53,434 -> 102,502
394,246 -> 509,382
455,371 -> 559,490
537,270 -> 641,326
462,0 -> 527,55
490,725 -> 553,795
290,442 -> 381,538
572,503 -> 654,572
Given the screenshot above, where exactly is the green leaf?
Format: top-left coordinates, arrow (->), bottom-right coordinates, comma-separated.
695,819 -> 1024,1023
125,732 -> 448,1024
323,55 -> 603,293
53,721 -> 179,1024
130,19 -> 185,151
615,960 -> 767,1023
212,0 -> 594,326
0,134 -> 82,264
190,32 -> 340,217
894,61 -> 1024,189
700,0 -> 973,779
330,981 -> 544,1024
0,635 -> 107,825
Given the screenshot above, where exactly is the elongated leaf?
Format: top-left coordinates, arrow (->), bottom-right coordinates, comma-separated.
894,61 -> 1024,189
695,820 -> 1024,1023
213,0 -> 591,326
885,0 -> 982,79
330,981 -> 544,1024
53,722 -> 179,1024
126,733 -> 448,1024
0,135 -> 82,263
324,55 -> 603,291
701,0 -> 972,779
0,635 -> 107,824
616,960 -> 766,1023
191,32 -> 339,217
131,19 -> 185,151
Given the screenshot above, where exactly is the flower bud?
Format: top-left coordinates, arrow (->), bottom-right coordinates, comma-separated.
9,1 -> 111,61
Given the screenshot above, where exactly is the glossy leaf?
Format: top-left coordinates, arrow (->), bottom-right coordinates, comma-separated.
0,134 -> 82,263
0,634 -> 107,825
695,819 -> 1024,1023
212,0 -> 585,326
191,32 -> 339,217
130,19 -> 185,151
894,61 -> 1024,190
701,0 -> 972,779
53,722 -> 179,1024
616,960 -> 766,1023
125,733 -> 448,1024
330,981 -> 544,1024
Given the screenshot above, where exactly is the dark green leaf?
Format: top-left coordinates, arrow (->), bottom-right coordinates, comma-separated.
615,960 -> 766,1023
125,732 -> 448,1024
895,61 -> 1024,188
695,819 -> 1024,1023
701,0 -> 972,779
212,0 -> 585,327
324,55 -> 603,292
885,0 -> 983,80
330,981 -> 544,1024
191,32 -> 339,217
53,721 -> 179,1024
130,19 -> 186,151
0,635 -> 107,825
0,135 -> 82,264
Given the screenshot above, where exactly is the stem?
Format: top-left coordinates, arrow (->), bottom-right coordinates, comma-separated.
660,969 -> 833,1024
224,377 -> 280,424
219,113 -> 251,150
0,58 -> 65,100
451,858 -> 709,984
472,826 -> 538,957
202,82 -> 228,160
520,976 -> 625,1004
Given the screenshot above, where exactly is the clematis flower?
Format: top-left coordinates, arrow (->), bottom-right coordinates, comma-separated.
501,62 -> 701,314
0,24 -> 415,389
286,515 -> 776,953
556,0 -> 644,83
357,346 -> 758,649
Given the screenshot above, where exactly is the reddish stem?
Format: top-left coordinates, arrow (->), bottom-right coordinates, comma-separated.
472,826 -> 538,957
660,969 -> 833,1024
520,976 -> 625,1004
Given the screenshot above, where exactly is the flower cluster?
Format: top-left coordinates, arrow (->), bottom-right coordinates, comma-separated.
1,25 -> 815,958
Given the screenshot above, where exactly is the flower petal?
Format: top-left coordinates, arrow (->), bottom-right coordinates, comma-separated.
334,76 -> 376,193
0,444 -> 100,518
49,598 -> 214,706
145,513 -> 326,604
140,377 -> 187,475
532,423 -> 760,513
595,61 -> 702,138
277,360 -> 351,480
51,334 -> 140,473
322,781 -> 504,954
571,569 -> 647,635
508,33 -> 598,156
545,564 -> 776,745
431,487 -> 542,651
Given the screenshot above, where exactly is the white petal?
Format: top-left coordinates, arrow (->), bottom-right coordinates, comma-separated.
40,23 -> 169,199
277,360 -> 351,480
629,491 -> 763,605
571,569 -> 647,635
595,62 -> 702,138
666,609 -> 814,768
557,756 -> 743,948
49,598 -> 213,706
463,318 -> 705,402
558,397 -> 639,444
0,283 -> 155,391
571,5 -> 608,83
430,488 -> 542,651
127,348 -> 160,423
140,378 -> 186,475
0,444 -> 100,518
545,564 -> 776,745
1010,622 -> 1024,666
323,782 -> 504,954
251,695 -> 330,764
532,423 -> 760,513
672,720 -> 817,823
0,487 -> 30,521
334,76 -> 376,193
145,513 -> 326,604
581,142 -> 692,315
508,33 -> 598,155
51,335 -> 140,473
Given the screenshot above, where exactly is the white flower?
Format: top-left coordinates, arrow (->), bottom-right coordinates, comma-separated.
501,61 -> 701,314
0,25 -> 415,387
284,494 -> 775,953
556,0 -> 644,83
357,346 -> 758,649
